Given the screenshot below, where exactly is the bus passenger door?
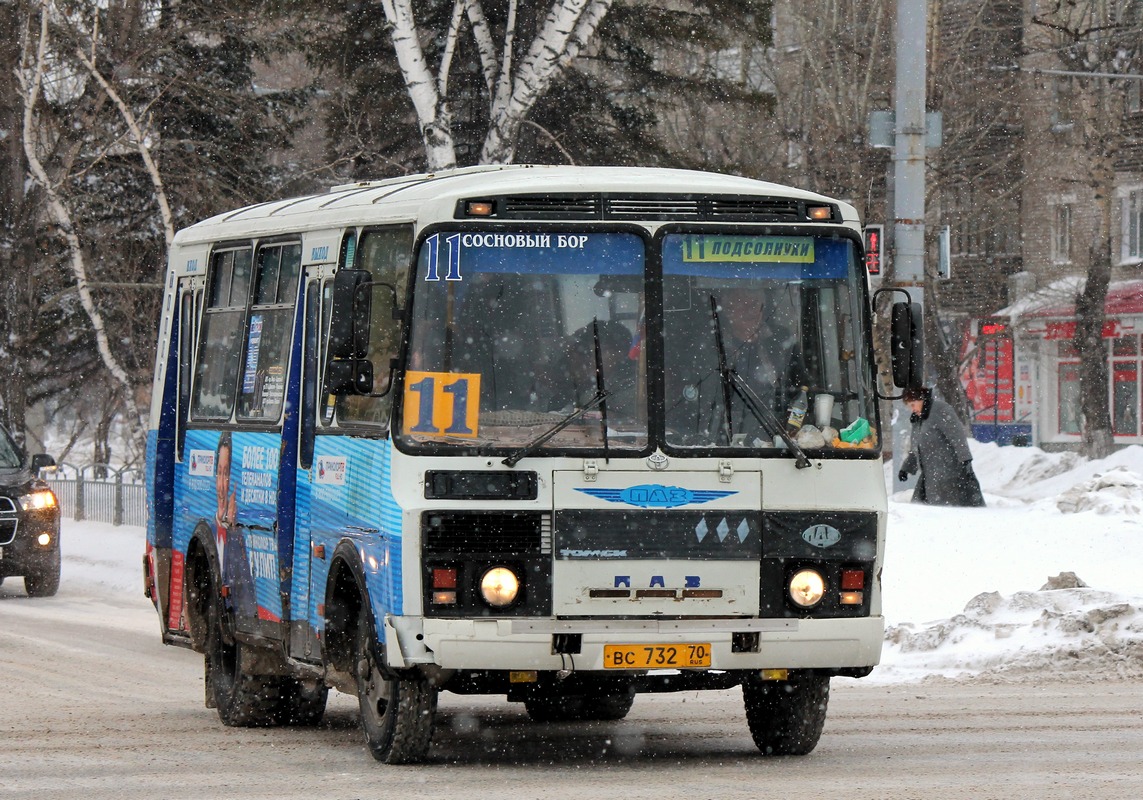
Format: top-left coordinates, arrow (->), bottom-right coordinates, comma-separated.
161,275 -> 204,635
289,267 -> 332,662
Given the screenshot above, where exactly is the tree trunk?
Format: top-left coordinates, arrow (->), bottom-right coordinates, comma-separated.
1075,243 -> 1113,459
0,0 -> 33,444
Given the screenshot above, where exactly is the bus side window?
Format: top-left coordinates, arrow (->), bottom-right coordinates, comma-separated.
301,280 -> 321,468
333,226 -> 412,428
176,287 -> 200,459
192,247 -> 253,420
236,242 -> 302,422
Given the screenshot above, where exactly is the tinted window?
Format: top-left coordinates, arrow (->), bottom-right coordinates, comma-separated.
192,248 -> 253,419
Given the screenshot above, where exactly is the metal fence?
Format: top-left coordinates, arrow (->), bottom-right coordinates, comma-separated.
43,463 -> 146,527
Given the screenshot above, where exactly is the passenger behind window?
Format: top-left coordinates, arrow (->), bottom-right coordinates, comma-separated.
559,320 -> 639,425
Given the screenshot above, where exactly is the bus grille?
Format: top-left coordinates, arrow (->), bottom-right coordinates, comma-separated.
485,194 -> 814,222
422,512 -> 551,555
501,196 -> 601,220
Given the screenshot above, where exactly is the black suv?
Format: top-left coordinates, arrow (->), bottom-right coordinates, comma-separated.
0,424 -> 60,596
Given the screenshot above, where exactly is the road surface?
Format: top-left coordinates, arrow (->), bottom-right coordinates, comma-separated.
3,581 -> 1141,799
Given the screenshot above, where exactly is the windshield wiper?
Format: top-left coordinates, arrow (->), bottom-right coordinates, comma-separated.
501,389 -> 611,467
709,294 -> 812,470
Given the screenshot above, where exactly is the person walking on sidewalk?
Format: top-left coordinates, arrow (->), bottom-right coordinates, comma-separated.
898,387 -> 985,507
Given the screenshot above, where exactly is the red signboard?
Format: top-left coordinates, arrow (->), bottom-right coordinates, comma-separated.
1043,320 -> 1124,340
960,324 -> 1014,423
863,225 -> 882,276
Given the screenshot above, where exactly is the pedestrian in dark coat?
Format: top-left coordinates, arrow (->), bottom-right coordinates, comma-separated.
898,387 -> 985,507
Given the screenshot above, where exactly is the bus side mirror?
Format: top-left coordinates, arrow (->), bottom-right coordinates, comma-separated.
890,301 -> 924,389
328,269 -> 372,360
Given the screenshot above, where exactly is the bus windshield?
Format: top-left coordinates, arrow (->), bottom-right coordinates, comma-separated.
400,230 -> 648,452
662,233 -> 876,451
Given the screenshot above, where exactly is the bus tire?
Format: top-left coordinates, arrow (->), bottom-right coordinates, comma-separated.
742,671 -> 829,756
276,678 -> 328,726
24,550 -> 61,597
208,599 -> 282,727
524,694 -> 584,722
580,690 -> 635,721
356,607 -> 436,763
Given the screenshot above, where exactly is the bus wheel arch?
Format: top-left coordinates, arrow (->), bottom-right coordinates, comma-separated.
184,525 -> 218,654
322,544 -> 367,684
354,600 -> 437,763
323,541 -> 437,763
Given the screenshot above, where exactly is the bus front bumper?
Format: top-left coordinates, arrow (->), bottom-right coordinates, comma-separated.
384,615 -> 884,673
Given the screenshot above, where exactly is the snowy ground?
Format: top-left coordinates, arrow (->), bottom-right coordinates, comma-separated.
45,441 -> 1143,685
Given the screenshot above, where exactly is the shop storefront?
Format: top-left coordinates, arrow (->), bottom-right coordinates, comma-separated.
967,278 -> 1143,448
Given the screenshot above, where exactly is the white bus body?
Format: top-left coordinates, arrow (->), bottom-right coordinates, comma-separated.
144,165 -> 918,761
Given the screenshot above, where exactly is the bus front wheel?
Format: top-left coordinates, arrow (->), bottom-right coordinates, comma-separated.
742,671 -> 829,756
356,608 -> 436,763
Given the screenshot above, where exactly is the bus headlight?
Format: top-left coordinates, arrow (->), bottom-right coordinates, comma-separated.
788,569 -> 826,608
479,566 -> 520,608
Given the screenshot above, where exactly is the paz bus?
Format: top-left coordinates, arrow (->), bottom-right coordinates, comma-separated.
143,165 -> 921,762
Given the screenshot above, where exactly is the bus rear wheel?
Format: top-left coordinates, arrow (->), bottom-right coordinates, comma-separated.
580,689 -> 635,721
276,679 -> 328,726
356,608 -> 436,763
742,671 -> 829,756
208,599 -> 282,727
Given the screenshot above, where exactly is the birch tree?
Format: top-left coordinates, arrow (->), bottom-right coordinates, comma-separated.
379,0 -> 613,169
1,0 -> 300,462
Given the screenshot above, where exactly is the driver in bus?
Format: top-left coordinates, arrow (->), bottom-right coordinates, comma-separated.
666,284 -> 805,445
561,319 -> 639,424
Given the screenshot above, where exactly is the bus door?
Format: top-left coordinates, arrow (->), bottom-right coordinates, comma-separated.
292,227 -> 412,656
290,265 -> 334,662
161,274 -> 204,635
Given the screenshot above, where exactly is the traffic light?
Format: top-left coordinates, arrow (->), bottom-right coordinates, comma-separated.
978,319 -> 1009,336
864,225 -> 883,276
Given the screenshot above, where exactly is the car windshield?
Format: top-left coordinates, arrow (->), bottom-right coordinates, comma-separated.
399,230 -> 647,453
0,426 -> 22,468
661,233 -> 877,451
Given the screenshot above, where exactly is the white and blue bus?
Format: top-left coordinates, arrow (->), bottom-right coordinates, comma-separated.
144,165 -> 921,762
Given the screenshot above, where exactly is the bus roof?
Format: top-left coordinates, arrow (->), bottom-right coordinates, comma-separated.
172,164 -> 859,246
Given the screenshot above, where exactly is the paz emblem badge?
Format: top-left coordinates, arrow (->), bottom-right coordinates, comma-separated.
802,524 -> 841,549
647,450 -> 669,471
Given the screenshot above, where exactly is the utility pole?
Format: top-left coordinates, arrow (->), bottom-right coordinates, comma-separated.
894,0 -> 926,285
892,0 -> 927,492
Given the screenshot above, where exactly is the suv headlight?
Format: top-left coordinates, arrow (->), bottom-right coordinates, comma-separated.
19,489 -> 57,511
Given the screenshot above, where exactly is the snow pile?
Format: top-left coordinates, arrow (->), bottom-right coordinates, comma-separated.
879,572 -> 1143,683
874,438 -> 1143,682
1054,466 -> 1143,514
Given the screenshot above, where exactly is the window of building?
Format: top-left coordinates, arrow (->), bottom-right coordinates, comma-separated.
950,186 -> 982,257
1052,204 -> 1072,264
1052,77 -> 1076,129
1122,188 -> 1143,263
786,139 -> 804,169
1112,335 -> 1141,436
1058,361 -> 1082,435
1127,79 -> 1142,115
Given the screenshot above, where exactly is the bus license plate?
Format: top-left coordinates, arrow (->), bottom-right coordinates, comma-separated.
604,643 -> 711,669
